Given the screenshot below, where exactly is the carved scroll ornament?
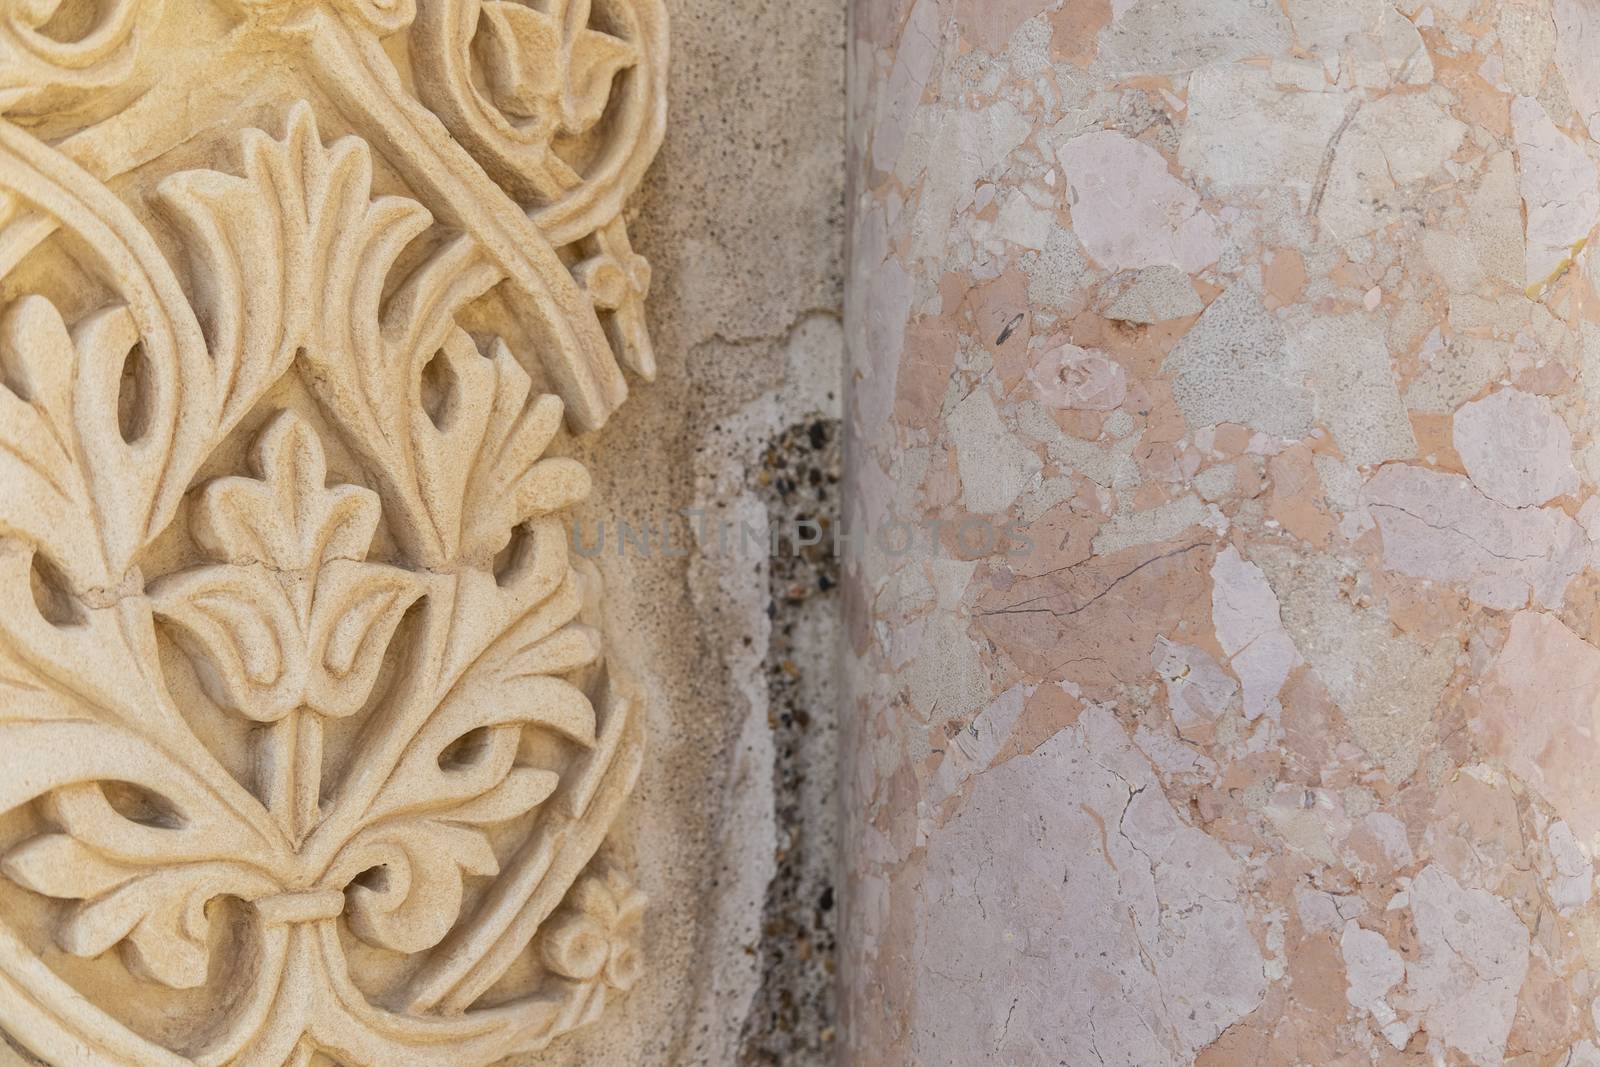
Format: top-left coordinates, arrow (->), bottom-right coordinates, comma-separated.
0,0 -> 663,1062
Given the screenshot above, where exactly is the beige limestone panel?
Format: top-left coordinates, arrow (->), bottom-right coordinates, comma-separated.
0,0 -> 845,1063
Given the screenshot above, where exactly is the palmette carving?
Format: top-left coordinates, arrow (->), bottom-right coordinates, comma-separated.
0,0 -> 660,1056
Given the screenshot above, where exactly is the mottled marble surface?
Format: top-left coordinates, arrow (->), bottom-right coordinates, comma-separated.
843,1 -> 1600,1063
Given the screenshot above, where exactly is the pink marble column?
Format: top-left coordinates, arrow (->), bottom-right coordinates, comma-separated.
842,1 -> 1600,1063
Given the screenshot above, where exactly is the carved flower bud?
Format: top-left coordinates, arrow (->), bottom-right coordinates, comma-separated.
603,934 -> 642,991
539,912 -> 610,980
476,0 -> 636,136
539,868 -> 646,987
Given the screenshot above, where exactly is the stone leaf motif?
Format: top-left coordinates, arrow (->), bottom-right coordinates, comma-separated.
0,103 -> 642,1067
0,145 -> 299,596
330,570 -> 602,954
477,0 -> 636,136
1,785 -> 284,990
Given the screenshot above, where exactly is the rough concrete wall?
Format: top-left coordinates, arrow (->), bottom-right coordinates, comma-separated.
524,0 -> 847,1063
844,0 -> 1600,1064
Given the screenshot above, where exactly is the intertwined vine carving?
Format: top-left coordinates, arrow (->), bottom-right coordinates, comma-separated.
0,0 -> 663,1061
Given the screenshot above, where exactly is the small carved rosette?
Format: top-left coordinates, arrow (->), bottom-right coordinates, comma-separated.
0,0 -> 664,1062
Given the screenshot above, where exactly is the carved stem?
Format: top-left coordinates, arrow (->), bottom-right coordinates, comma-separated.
262,712 -> 322,844
301,12 -> 627,433
300,580 -> 456,873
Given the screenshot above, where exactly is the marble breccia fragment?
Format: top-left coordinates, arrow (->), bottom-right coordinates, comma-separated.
1364,463 -> 1585,610
917,706 -> 1266,1066
1210,545 -> 1301,723
1512,93 -> 1600,292
846,0 -> 1600,1064
1059,130 -> 1222,274
1452,387 -> 1579,507
0,1 -> 666,1065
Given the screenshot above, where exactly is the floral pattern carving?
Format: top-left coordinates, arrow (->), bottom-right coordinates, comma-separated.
409,0 -> 667,245
0,0 -> 162,112
0,0 -> 661,1051
477,0 -> 636,138
153,413 -> 422,726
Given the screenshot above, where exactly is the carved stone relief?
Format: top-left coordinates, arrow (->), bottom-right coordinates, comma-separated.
0,0 -> 665,1062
